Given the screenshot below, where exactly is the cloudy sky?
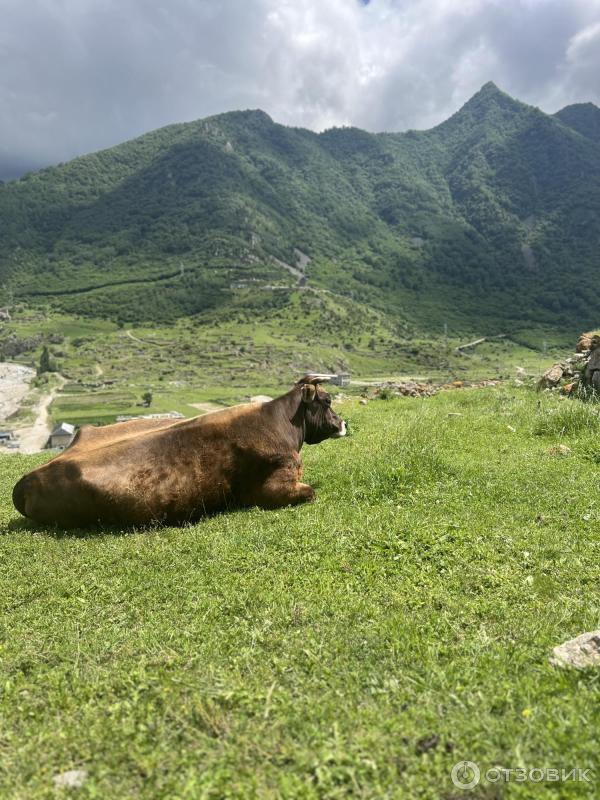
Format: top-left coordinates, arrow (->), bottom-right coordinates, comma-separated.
1,0 -> 599,179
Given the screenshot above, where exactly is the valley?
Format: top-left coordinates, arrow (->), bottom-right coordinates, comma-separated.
0,82 -> 597,443
1,301 -> 567,440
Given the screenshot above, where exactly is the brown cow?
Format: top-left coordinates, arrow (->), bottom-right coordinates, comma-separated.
12,376 -> 346,528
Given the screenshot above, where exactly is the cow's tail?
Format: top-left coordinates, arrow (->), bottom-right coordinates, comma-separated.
12,475 -> 30,518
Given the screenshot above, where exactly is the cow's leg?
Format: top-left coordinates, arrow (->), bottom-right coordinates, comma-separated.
244,456 -> 314,509
254,477 -> 315,509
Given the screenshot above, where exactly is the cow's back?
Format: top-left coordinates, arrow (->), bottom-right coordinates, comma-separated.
13,401 -> 275,526
65,417 -> 179,456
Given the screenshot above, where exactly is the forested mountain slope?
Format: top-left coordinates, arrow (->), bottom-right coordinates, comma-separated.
554,102 -> 600,144
1,82 -> 598,331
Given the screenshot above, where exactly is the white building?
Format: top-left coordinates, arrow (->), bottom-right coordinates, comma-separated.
47,422 -> 76,450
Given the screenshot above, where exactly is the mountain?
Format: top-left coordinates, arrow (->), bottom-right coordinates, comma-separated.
1,83 -> 599,332
555,102 -> 600,144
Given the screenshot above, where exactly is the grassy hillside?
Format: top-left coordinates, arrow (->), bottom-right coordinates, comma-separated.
0,302 -> 573,429
2,386 -> 600,798
1,83 -> 599,334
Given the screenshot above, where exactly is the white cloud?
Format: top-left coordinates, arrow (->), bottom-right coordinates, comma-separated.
0,0 -> 599,177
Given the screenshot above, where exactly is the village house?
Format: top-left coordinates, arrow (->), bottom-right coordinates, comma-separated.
332,372 -> 351,387
47,422 -> 76,450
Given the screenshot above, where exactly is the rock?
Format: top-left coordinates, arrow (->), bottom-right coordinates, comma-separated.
377,381 -> 435,399
373,378 -> 500,401
586,348 -> 600,372
545,444 -> 572,456
415,734 -> 439,754
560,382 -> 576,394
359,398 -> 368,405
550,631 -> 600,669
52,770 -> 88,789
447,412 -> 463,417
577,331 -> 600,353
515,366 -> 527,378
249,395 -> 273,404
514,378 -> 524,386
538,364 -> 563,389
576,332 -> 594,353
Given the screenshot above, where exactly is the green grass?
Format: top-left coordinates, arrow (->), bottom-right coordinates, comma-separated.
1,386 -> 599,798
532,400 -> 600,437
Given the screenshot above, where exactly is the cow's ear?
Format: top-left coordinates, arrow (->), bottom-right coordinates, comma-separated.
301,384 -> 316,403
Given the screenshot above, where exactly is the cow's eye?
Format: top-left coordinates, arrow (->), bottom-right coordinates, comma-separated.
324,398 -> 331,407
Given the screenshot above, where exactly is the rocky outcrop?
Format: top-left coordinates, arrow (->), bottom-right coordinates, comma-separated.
374,379 -> 499,400
538,363 -> 565,389
538,330 -> 600,395
584,346 -> 600,392
575,331 -> 600,353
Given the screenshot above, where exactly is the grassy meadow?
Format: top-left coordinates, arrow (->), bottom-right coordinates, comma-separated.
2,385 -> 600,798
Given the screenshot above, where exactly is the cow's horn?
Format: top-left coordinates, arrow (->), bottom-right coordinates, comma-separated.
296,373 -> 336,385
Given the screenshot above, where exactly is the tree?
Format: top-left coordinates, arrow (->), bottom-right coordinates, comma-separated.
142,391 -> 153,407
38,345 -> 53,375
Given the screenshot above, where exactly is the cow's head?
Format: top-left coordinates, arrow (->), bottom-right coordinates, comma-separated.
297,376 -> 347,444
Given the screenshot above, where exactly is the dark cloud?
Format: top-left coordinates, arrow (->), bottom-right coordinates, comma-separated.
1,0 -> 599,178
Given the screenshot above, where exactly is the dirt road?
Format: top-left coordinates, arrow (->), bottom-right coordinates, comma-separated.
17,378 -> 66,453
0,362 -> 65,454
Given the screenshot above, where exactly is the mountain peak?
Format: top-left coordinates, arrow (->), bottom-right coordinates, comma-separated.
557,101 -> 599,112
211,108 -> 274,125
432,82 -> 527,139
554,102 -> 600,143
464,81 -> 523,111
479,81 -> 502,94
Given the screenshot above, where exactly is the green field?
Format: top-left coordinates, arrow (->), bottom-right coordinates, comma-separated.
2,386 -> 599,798
1,304 -> 573,428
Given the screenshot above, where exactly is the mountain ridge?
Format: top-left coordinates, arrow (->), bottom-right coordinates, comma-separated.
1,83 -> 599,332
554,102 -> 600,144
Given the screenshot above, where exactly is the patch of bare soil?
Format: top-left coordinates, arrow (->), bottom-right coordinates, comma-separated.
188,402 -> 222,414
0,362 -> 36,422
0,362 -> 66,453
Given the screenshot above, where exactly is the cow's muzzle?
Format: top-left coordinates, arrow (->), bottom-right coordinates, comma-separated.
332,419 -> 347,438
